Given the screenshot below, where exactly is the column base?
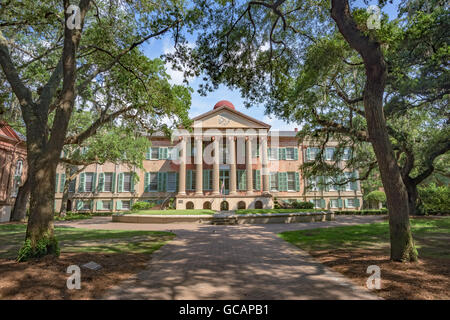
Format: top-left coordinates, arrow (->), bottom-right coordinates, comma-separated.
177,192 -> 186,196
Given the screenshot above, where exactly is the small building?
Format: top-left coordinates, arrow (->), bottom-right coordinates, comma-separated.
55,101 -> 363,212
0,121 -> 27,222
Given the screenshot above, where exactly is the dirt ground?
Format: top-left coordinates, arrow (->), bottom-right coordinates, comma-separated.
0,252 -> 151,299
310,248 -> 450,300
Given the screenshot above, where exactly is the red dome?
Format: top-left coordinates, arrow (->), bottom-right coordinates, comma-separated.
213,100 -> 235,110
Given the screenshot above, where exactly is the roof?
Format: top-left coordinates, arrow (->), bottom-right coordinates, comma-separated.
0,121 -> 26,142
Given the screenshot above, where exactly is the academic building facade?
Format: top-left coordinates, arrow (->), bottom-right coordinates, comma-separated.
54,101 -> 363,212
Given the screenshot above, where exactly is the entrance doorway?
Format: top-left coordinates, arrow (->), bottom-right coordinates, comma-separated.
67,200 -> 72,211
219,170 -> 230,195
220,201 -> 229,211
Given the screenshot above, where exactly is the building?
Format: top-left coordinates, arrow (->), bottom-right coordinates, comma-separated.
54,101 -> 362,212
0,121 -> 27,222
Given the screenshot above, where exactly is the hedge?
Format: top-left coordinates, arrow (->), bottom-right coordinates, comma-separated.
333,209 -> 388,215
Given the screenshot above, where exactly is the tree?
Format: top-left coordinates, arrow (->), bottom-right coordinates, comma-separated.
0,0 -> 194,260
179,0 -> 443,261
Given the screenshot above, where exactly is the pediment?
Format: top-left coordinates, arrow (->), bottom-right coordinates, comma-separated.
191,106 -> 270,129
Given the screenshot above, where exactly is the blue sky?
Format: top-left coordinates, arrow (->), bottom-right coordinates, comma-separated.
143,0 -> 400,130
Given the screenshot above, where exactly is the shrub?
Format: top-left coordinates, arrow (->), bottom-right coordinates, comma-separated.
290,200 -> 314,209
131,201 -> 154,211
418,183 -> 450,214
17,236 -> 60,262
364,191 -> 386,203
333,209 -> 387,215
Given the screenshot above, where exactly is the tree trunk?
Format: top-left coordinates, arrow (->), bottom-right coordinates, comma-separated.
331,0 -> 417,262
404,179 -> 419,216
10,175 -> 30,221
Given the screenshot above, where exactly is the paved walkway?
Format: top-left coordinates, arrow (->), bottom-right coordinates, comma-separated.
56,216 -> 384,299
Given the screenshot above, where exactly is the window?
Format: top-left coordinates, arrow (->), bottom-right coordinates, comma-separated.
346,198 -> 356,208
15,160 -> 23,176
85,173 -> 94,192
311,199 -> 324,208
104,173 -> 113,192
286,148 -> 296,160
287,172 -> 296,191
342,147 -> 352,160
325,147 -> 335,161
270,172 -> 278,191
123,173 -> 132,192
268,148 -> 278,160
308,177 -> 318,191
252,170 -> 261,191
327,177 -> 338,191
345,172 -> 353,191
102,200 -> 111,210
121,200 -> 131,210
82,200 -> 91,210
149,172 -> 158,191
330,199 -> 339,208
167,172 -> 177,192
187,170 -> 196,190
151,147 -> 159,160
69,179 -> 76,193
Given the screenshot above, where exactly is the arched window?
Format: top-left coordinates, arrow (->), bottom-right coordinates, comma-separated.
186,201 -> 194,209
220,201 -> 229,211
15,160 -> 23,176
255,201 -> 263,209
203,201 -> 211,209
237,201 -> 246,209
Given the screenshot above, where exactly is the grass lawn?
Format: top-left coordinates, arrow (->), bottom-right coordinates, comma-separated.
236,208 -> 324,214
279,217 -> 450,299
0,223 -> 174,299
125,209 -> 215,215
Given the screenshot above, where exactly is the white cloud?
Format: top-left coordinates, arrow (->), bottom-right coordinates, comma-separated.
263,115 -> 301,131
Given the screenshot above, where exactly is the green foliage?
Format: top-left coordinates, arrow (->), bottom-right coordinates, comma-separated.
418,183 -> 450,214
131,201 -> 154,211
236,209 -> 323,214
364,191 -> 387,203
333,209 -> 388,215
17,236 -> 60,262
289,200 -> 315,210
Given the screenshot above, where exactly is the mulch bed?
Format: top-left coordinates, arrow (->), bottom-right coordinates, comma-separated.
0,252 -> 151,299
310,248 -> 450,300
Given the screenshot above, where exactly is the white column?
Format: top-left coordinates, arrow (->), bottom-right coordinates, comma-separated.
195,136 -> 203,195
246,137 -> 253,194
261,136 -> 269,193
178,137 -> 186,195
229,136 -> 237,195
212,137 -> 220,195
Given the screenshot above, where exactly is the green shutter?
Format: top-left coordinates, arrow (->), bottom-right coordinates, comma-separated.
351,171 -> 358,191
59,174 -> 66,193
279,148 -> 286,160
338,198 -> 343,208
294,148 -> 299,160
96,200 -> 103,211
163,147 -> 168,159
306,148 -> 311,160
130,172 -> 135,192
118,173 -> 124,192
111,172 -> 116,193
92,173 -> 97,192
175,172 -> 179,191
237,170 -> 247,190
254,170 -> 261,190
354,198 -> 360,208
116,200 -> 122,211
78,173 -> 85,192
158,147 -> 163,159
98,173 -> 105,192
144,172 -> 150,192
278,172 -> 287,191
344,199 -> 349,208
146,147 -> 151,160
76,200 -> 83,211
157,172 -> 167,192
295,172 -> 300,191
55,173 -> 59,192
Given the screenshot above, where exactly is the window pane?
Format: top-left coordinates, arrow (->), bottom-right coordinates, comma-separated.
104,173 -> 112,192
122,200 -> 130,210
123,173 -> 131,192
102,200 -> 111,210
149,173 -> 158,191
151,147 -> 159,159
85,173 -> 93,192
270,173 -> 278,190
83,201 -> 90,210
287,172 -> 295,191
286,148 -> 295,160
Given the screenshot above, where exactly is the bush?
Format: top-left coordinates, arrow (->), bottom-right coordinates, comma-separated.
290,200 -> 314,209
418,183 -> 450,214
333,209 -> 388,215
364,190 -> 386,203
17,236 -> 60,262
131,201 -> 154,211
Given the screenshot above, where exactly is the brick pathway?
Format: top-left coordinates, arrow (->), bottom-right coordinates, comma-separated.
58,216 -> 385,299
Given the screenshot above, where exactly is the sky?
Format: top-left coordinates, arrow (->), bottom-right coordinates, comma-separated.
142,0 -> 400,131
